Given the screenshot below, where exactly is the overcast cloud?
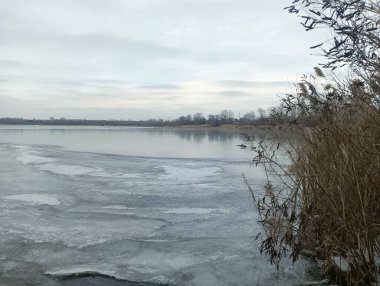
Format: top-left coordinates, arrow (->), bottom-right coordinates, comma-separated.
0,0 -> 327,120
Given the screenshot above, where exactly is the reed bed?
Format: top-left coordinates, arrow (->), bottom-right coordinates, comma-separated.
246,72 -> 380,285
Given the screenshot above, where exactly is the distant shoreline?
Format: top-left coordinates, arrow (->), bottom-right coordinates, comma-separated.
0,118 -> 273,130
0,122 -> 273,131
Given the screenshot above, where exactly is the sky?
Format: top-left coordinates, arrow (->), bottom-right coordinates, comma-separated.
0,0 -> 328,120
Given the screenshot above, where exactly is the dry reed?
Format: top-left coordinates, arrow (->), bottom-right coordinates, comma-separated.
246,71 -> 380,285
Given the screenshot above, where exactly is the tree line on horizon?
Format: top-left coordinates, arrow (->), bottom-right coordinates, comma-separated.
172,108 -> 268,126
0,106 -> 298,127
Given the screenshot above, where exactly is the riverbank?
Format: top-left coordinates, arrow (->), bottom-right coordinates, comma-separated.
0,117 -> 278,130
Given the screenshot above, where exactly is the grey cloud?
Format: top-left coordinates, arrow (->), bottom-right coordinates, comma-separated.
136,84 -> 181,90
0,59 -> 29,68
0,32 -> 187,60
63,33 -> 187,58
216,80 -> 290,88
215,91 -> 252,97
73,92 -> 120,99
0,0 -> 324,119
195,51 -> 317,71
84,79 -> 129,85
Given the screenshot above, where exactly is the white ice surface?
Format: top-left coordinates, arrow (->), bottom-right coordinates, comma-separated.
2,194 -> 60,206
161,207 -> 232,214
16,149 -> 143,178
45,265 -> 121,279
37,163 -> 140,178
91,170 -> 141,178
17,151 -> 56,165
37,163 -> 97,176
0,143 -> 321,286
102,205 -> 135,210
159,164 -> 221,181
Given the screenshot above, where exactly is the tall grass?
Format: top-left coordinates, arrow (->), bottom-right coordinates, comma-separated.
246,71 -> 380,285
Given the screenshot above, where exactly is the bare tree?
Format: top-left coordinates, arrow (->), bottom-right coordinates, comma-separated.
244,111 -> 256,120
193,112 -> 206,125
257,108 -> 266,119
220,109 -> 234,124
286,0 -> 380,73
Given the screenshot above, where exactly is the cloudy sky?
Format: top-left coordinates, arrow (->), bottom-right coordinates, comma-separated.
0,0 -> 327,120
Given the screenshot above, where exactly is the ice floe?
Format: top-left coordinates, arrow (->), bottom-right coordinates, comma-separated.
45,266 -> 121,280
37,163 -> 97,176
16,151 -> 56,165
159,164 -> 221,181
102,205 -> 135,210
2,194 -> 60,206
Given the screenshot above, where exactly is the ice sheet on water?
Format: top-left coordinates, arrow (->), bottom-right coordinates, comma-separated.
2,194 -> 60,206
16,148 -> 141,178
129,252 -> 198,271
35,162 -> 141,178
91,170 -> 141,179
102,205 -> 135,210
0,143 -> 324,286
161,207 -> 233,214
46,264 -> 171,285
23,213 -> 167,248
16,148 -> 98,176
159,164 -> 221,181
45,265 -> 121,279
16,151 -> 56,165
37,163 -> 98,176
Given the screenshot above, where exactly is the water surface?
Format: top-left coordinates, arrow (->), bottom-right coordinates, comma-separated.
0,126 -> 246,159
0,126 -> 320,286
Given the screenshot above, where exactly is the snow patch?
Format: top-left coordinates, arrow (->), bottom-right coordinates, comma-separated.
2,194 -> 60,206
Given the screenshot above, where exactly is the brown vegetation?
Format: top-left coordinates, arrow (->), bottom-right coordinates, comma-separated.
245,69 -> 380,285
245,1 -> 380,283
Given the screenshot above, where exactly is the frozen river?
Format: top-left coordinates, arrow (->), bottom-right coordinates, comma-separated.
0,126 -> 320,285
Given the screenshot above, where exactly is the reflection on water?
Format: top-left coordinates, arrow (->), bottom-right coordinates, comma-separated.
146,128 -> 238,143
0,126 -> 248,159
